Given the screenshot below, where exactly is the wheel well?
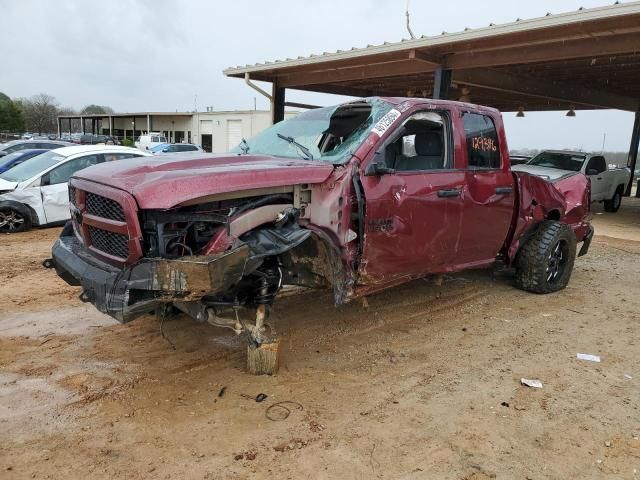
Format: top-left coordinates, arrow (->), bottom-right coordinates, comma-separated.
616,184 -> 625,194
546,209 -> 561,221
279,231 -> 351,305
0,201 -> 38,226
23,203 -> 40,226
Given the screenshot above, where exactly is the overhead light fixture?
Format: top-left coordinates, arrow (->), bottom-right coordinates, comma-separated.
516,106 -> 525,118
566,106 -> 576,117
458,87 -> 471,103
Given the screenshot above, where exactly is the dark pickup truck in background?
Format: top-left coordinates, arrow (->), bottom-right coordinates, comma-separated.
51,97 -> 593,349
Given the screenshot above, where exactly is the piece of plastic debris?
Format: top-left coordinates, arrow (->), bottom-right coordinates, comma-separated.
604,440 -> 612,447
256,393 -> 268,403
577,353 -> 601,362
624,374 -> 632,380
218,387 -> 227,398
501,401 -> 510,408
521,378 -> 543,388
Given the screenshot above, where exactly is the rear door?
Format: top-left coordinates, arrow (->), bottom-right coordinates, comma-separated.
457,111 -> 515,267
41,154 -> 104,224
360,108 -> 467,283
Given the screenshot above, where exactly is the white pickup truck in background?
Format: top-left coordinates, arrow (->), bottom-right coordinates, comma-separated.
512,150 -> 631,213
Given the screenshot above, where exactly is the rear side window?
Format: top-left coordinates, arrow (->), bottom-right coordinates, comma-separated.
47,154 -> 103,185
463,113 -> 501,169
178,145 -> 197,152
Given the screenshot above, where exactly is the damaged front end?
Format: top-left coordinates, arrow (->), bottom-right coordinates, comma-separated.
52,178 -> 349,345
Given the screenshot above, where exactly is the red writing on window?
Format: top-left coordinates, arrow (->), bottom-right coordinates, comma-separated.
471,136 -> 497,152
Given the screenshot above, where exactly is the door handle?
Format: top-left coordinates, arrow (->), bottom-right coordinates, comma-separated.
495,186 -> 513,195
437,188 -> 461,198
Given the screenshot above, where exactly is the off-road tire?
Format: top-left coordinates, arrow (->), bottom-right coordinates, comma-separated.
603,188 -> 623,213
0,206 -> 31,233
515,221 -> 576,294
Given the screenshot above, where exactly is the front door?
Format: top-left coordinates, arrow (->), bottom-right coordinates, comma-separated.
41,154 -> 104,224
457,112 -> 515,267
359,109 -> 466,284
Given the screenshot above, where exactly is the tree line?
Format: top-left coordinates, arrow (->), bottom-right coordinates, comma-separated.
0,92 -> 113,135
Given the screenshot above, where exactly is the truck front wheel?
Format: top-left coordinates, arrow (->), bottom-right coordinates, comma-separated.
515,221 -> 576,294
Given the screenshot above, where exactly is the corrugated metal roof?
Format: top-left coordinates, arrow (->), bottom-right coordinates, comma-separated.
224,1 -> 639,76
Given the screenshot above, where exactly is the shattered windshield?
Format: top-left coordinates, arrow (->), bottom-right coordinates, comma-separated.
528,152 -> 586,172
231,98 -> 394,164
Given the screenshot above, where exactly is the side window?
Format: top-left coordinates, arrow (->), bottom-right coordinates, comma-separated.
385,111 -> 448,172
587,156 -> 607,174
151,136 -> 159,142
103,153 -> 139,161
178,145 -> 196,152
463,113 -> 501,169
7,144 -> 27,153
47,154 -> 102,185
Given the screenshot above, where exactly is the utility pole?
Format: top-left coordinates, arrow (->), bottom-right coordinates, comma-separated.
405,0 -> 416,39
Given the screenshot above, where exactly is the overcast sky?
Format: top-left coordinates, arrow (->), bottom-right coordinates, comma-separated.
1,0 -> 636,152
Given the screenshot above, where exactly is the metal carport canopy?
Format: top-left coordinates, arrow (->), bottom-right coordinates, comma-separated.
224,1 -> 640,113
224,1 -> 640,193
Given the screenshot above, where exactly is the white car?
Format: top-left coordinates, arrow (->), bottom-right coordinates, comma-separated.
0,145 -> 150,232
512,150 -> 631,213
135,132 -> 167,151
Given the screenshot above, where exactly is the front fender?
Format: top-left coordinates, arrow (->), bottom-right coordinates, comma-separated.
0,199 -> 40,226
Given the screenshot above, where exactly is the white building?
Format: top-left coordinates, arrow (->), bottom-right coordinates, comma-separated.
57,110 -> 297,152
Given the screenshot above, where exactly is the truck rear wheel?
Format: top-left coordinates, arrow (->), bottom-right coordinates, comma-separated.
603,188 -> 622,213
515,221 -> 576,294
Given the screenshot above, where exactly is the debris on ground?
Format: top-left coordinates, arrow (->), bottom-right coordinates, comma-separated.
521,378 -> 543,389
266,401 -> 304,421
218,387 -> 227,398
234,450 -> 257,461
577,353 -> 601,362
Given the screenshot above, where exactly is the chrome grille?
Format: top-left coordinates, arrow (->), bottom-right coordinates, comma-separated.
86,192 -> 125,221
88,226 -> 129,258
68,185 -> 77,206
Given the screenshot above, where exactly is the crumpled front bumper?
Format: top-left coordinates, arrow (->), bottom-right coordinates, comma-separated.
577,224 -> 594,257
51,234 -> 250,323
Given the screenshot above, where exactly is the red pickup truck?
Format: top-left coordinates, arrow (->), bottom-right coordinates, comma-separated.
51,97 -> 592,348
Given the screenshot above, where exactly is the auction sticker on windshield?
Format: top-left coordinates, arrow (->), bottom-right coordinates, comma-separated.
371,109 -> 401,137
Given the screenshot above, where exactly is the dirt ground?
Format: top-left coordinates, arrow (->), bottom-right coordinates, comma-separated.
1,200 -> 639,480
